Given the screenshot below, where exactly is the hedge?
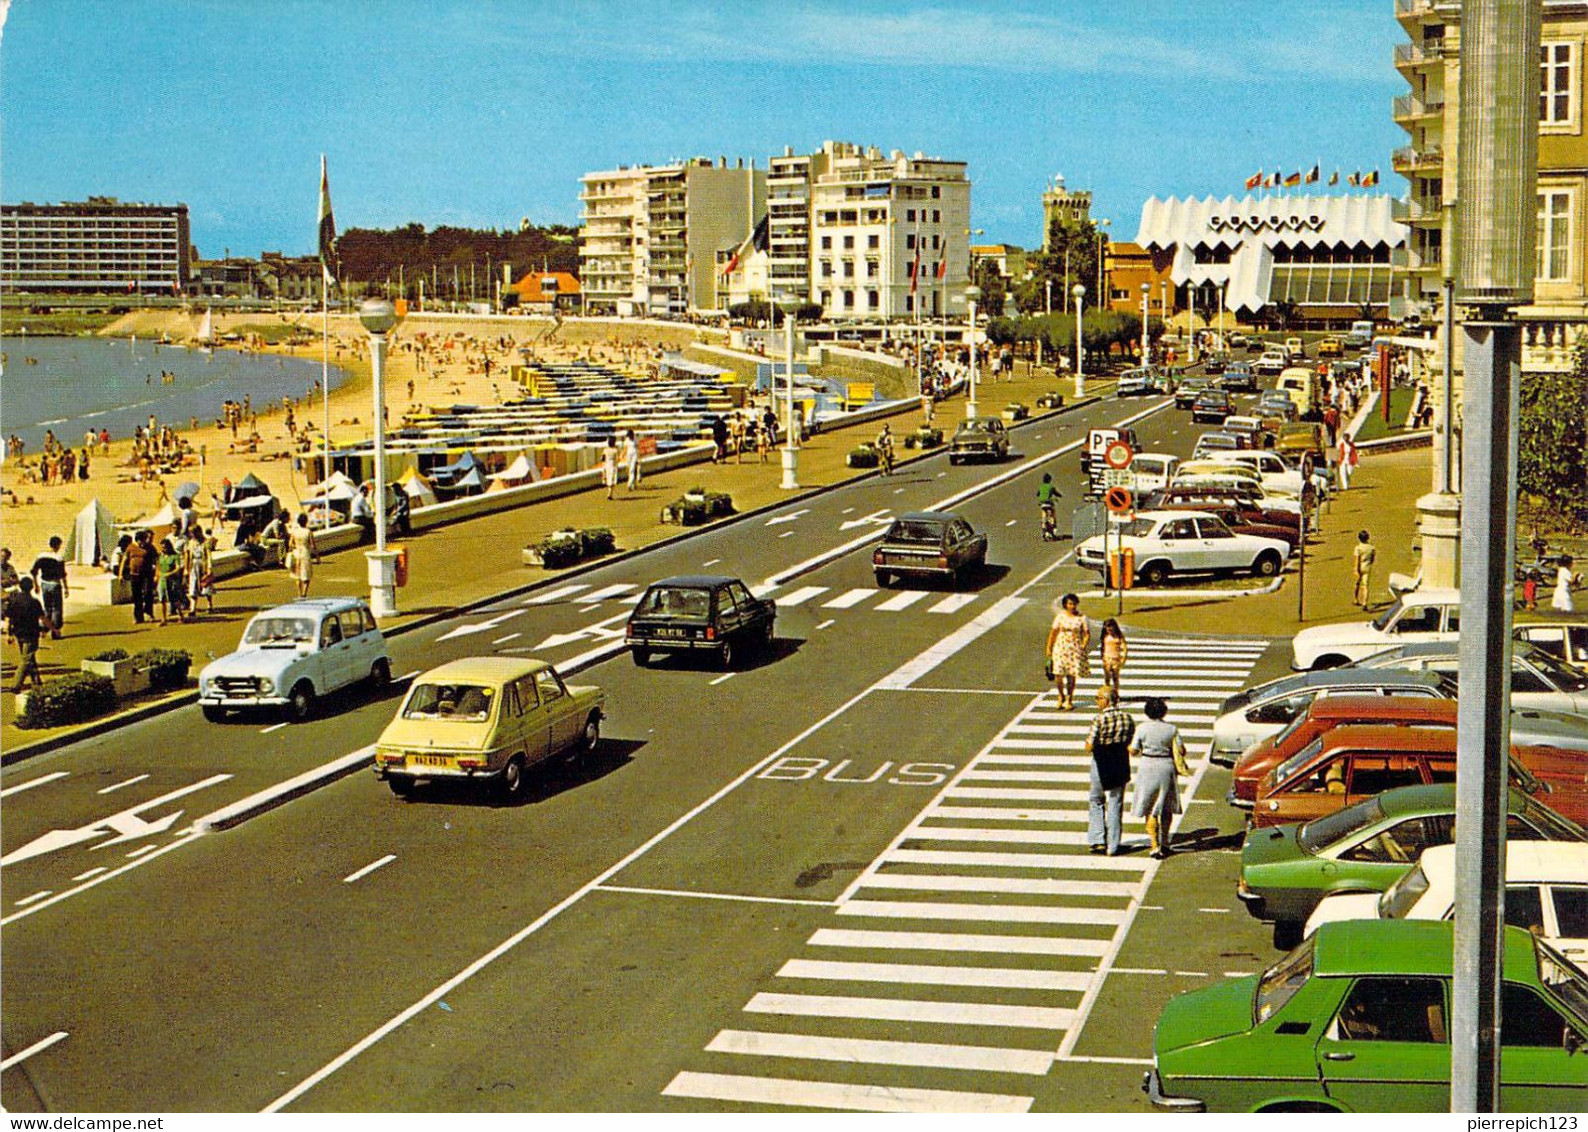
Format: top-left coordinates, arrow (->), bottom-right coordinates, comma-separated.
87,648 -> 130,663
847,444 -> 880,468
138,648 -> 192,691
528,527 -> 619,568
16,673 -> 117,729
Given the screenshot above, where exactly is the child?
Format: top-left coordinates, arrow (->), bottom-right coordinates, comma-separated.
1523,569 -> 1540,612
1100,618 -> 1128,698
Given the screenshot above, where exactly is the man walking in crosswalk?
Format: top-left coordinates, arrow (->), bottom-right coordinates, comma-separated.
1083,686 -> 1135,856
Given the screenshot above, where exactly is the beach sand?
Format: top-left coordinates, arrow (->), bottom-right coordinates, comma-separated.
1,308 -> 717,578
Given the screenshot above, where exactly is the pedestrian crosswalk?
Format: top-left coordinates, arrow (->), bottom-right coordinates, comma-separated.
661,636 -> 1268,1112
521,579 -> 1010,620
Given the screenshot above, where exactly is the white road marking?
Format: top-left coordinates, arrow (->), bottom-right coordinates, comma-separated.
841,507 -> 855,514
2,840 -> 190,927
893,487 -> 906,495
766,509 -> 809,527
926,593 -> 977,614
816,619 -> 835,630
1198,907 -> 1233,914
0,1031 -> 68,1071
778,530 -> 794,538
97,774 -> 151,795
3,773 -> 234,868
874,590 -> 929,612
708,673 -> 736,687
887,846 -> 1151,871
435,607 -> 524,642
576,603 -> 601,613
840,900 -> 1126,925
523,584 -> 590,605
13,890 -> 54,907
1005,519 -> 1018,526
779,958 -> 1092,992
580,583 -> 636,603
70,867 -> 108,882
663,1071 -> 1032,1113
702,558 -> 721,567
875,597 -> 1026,690
808,928 -> 1111,957
749,582 -> 780,598
747,992 -> 1075,1030
704,1030 -> 1054,1075
596,884 -> 832,907
857,873 -> 1138,898
937,471 -> 947,477
261,723 -> 288,734
343,854 -> 397,884
1,771 -> 69,798
823,588 -> 876,608
775,585 -> 827,607
492,633 -> 521,645
124,845 -> 158,859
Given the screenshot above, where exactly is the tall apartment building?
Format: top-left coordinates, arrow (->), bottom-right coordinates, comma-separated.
578,158 -> 764,316
1,198 -> 191,293
1041,176 -> 1093,251
1392,0 -> 1588,375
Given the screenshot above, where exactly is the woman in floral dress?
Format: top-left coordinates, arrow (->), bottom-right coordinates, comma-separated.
1045,593 -> 1090,710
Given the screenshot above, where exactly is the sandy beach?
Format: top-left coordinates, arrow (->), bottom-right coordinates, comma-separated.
1,308 -> 716,579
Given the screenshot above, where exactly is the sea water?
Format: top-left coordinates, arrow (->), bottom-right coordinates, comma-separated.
0,336 -> 349,452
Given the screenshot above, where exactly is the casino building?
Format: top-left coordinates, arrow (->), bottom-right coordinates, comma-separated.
1132,194 -> 1408,327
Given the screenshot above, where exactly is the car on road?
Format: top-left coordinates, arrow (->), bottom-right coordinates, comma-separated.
1191,431 -> 1243,458
1283,335 -> 1306,361
1305,842 -> 1588,965
1219,363 -> 1258,393
1222,414 -> 1269,448
1144,920 -> 1588,1112
873,511 -> 988,588
1275,368 -> 1320,416
1209,669 -> 1452,761
1127,452 -> 1180,495
1291,588 -> 1462,670
1202,450 -> 1318,499
1254,349 -> 1289,376
1174,376 -> 1212,409
1257,391 -> 1299,421
1346,319 -> 1376,348
1116,366 -> 1161,396
947,417 -> 1010,464
1075,509 -> 1289,588
198,598 -> 391,722
1236,783 -> 1587,935
1151,484 -> 1302,532
1317,337 -> 1343,358
373,657 -> 604,799
625,575 -> 776,668
1275,422 -> 1329,463
1203,352 -> 1230,375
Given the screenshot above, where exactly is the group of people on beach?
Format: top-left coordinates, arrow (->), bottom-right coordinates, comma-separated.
14,430 -> 92,486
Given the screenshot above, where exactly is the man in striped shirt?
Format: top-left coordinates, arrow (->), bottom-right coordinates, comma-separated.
1084,687 -> 1136,856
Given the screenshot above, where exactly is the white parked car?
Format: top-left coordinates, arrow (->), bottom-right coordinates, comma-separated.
1209,669 -> 1452,760
1290,588 -> 1462,670
1354,639 -> 1588,717
199,598 -> 392,722
1201,450 -> 1322,499
1172,463 -> 1304,515
1075,509 -> 1289,588
1254,349 -> 1288,376
1305,842 -> 1588,966
1128,452 -> 1180,495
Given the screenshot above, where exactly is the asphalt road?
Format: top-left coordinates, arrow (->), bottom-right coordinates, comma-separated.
0,378 -> 1299,1113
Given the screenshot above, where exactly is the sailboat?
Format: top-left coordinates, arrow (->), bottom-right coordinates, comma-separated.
195,308 -> 216,352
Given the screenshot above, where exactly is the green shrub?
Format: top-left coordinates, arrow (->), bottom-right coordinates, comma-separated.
847,444 -> 880,468
134,648 -> 192,691
579,528 -> 617,556
704,492 -> 734,517
914,427 -> 943,448
87,648 -> 130,663
16,673 -> 117,729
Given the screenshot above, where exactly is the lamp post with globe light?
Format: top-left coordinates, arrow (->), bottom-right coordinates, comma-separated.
359,298 -> 401,617
777,294 -> 800,489
1140,282 -> 1151,363
1072,283 -> 1086,398
964,285 -> 981,418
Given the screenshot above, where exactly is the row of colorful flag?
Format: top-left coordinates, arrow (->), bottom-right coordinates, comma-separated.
1245,165 -> 1381,190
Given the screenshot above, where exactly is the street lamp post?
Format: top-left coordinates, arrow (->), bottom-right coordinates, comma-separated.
1095,219 -> 1111,299
358,298 -> 402,617
1072,283 -> 1086,399
778,294 -> 800,489
965,285 -> 981,419
1188,285 -> 1198,364
1140,282 -> 1151,363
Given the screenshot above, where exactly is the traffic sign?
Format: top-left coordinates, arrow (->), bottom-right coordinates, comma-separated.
1104,487 -> 1134,514
1104,440 -> 1135,470
1103,468 -> 1134,489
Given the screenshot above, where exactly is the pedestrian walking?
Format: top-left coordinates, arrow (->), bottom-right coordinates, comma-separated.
876,423 -> 895,476
1552,554 -> 1582,613
4,576 -> 46,694
1337,434 -> 1358,490
120,530 -> 158,624
1084,687 -> 1135,856
1130,697 -> 1190,859
1099,618 -> 1127,698
1352,530 -> 1376,609
600,437 -> 620,500
0,547 -> 19,593
1045,593 -> 1091,711
621,430 -> 641,490
184,527 -> 214,615
710,415 -> 728,463
155,537 -> 185,625
286,513 -> 315,598
30,535 -> 68,639
730,412 -> 747,464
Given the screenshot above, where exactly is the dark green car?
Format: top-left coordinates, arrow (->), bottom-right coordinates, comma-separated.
1238,783 -> 1586,946
1145,921 -> 1588,1112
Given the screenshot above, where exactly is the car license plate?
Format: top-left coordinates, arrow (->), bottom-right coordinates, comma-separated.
409,754 -> 453,769
654,628 -> 687,639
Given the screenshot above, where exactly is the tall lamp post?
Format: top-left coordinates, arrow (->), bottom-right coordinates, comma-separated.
1140,282 -> 1152,363
965,285 -> 981,418
1095,219 -> 1111,299
777,294 -> 800,489
358,298 -> 403,617
1072,283 -> 1086,399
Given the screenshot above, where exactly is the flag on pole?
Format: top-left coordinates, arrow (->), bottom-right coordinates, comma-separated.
721,214 -> 769,278
934,236 -> 948,280
1245,170 -> 1263,191
1284,170 -> 1302,187
1329,170 -> 1340,186
1305,163 -> 1320,184
318,155 -> 337,288
1363,169 -> 1380,187
1348,171 -> 1361,187
909,230 -> 923,295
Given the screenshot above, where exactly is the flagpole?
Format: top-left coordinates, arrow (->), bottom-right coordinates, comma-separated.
914,215 -> 922,398
318,155 -> 334,530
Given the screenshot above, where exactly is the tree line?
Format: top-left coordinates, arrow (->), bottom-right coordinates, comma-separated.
332,222 -> 579,293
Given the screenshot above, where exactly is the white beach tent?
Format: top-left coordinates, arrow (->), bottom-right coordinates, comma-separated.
487,453 -> 538,486
64,499 -> 117,566
397,468 -> 439,507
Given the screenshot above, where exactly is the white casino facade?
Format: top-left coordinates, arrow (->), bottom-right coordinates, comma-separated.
1134,195 -> 1408,327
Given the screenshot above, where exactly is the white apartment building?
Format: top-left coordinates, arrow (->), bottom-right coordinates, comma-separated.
578,158 -> 764,317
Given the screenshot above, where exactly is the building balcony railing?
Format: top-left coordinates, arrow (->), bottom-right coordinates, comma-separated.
1394,0 -> 1441,21
1395,39 -> 1445,69
1391,196 -> 1443,224
1392,144 -> 1444,172
1393,93 -> 1445,122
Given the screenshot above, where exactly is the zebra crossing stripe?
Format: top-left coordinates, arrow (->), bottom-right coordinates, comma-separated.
778,958 -> 1094,992
823,588 -> 876,608
703,1029 -> 1056,1075
579,583 -> 636,602
663,1070 -> 1034,1113
749,582 -> 780,598
856,873 -> 1140,899
839,900 -> 1127,926
885,847 -> 1153,871
523,584 -> 589,604
928,593 -> 979,614
957,768 -> 1093,782
776,585 -> 828,607
944,786 -> 1094,802
807,928 -> 1113,957
904,825 -> 1091,844
875,590 -> 930,612
927,805 -> 1087,823
745,991 -> 1078,1030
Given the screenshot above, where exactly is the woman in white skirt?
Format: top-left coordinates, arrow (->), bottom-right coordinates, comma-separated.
1131,697 -> 1189,859
1553,554 -> 1581,613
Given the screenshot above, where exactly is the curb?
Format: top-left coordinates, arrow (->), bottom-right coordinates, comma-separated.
1,393 -> 1109,767
1356,431 -> 1433,453
1076,573 -> 1286,601
195,746 -> 374,833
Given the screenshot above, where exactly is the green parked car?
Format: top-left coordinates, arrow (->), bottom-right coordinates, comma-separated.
1238,783 -> 1586,947
1145,921 -> 1588,1112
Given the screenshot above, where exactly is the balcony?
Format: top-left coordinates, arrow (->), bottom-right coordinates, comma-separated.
1394,0 -> 1442,22
1395,40 -> 1445,70
1392,144 -> 1444,173
1391,196 -> 1443,224
1393,93 -> 1445,122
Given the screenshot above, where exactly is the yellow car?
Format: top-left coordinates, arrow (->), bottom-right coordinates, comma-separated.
1317,337 -> 1343,358
374,657 -> 605,798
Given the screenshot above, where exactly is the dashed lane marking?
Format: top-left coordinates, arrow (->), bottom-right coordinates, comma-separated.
0,772 -> 69,798
343,854 -> 397,884
97,774 -> 150,795
0,1031 -> 68,1072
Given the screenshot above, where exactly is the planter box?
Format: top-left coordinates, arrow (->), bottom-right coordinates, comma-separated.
81,657 -> 151,697
1002,403 -> 1031,422
1036,392 -> 1065,409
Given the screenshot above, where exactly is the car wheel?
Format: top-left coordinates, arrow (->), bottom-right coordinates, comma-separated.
1311,654 -> 1350,671
759,619 -> 775,651
1273,920 -> 1304,951
632,648 -> 650,667
499,755 -> 527,800
875,571 -> 892,588
948,455 -> 960,466
201,705 -> 226,723
370,658 -> 392,687
1139,561 -> 1169,588
1252,551 -> 1282,578
719,639 -> 735,670
287,682 -> 316,722
579,712 -> 601,755
388,777 -> 415,798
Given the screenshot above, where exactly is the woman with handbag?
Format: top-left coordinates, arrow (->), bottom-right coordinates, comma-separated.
1130,697 -> 1190,859
1045,593 -> 1090,710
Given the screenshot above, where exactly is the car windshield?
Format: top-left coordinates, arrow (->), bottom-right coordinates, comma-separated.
403,682 -> 495,722
1371,603 -> 1404,632
1537,939 -> 1588,1022
1526,647 -> 1588,693
1377,862 -> 1432,919
243,616 -> 317,645
637,587 -> 712,618
1298,795 -> 1387,854
1120,518 -> 1158,539
888,519 -> 948,543
1272,736 -> 1326,785
1266,710 -> 1315,752
1255,938 -> 1315,1024
1519,795 -> 1588,842
959,420 -> 997,433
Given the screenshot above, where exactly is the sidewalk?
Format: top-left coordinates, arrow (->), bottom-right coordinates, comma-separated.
2,368 -> 1100,756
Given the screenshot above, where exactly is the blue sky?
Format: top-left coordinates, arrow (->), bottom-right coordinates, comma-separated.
0,1 -> 1404,256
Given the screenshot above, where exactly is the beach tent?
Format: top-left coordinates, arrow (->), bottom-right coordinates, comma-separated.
224,494 -> 276,515
235,472 -> 270,496
305,478 -> 358,507
487,453 -> 537,486
449,465 -> 486,495
172,480 -> 203,504
63,499 -> 117,566
430,450 -> 482,485
397,468 -> 439,507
